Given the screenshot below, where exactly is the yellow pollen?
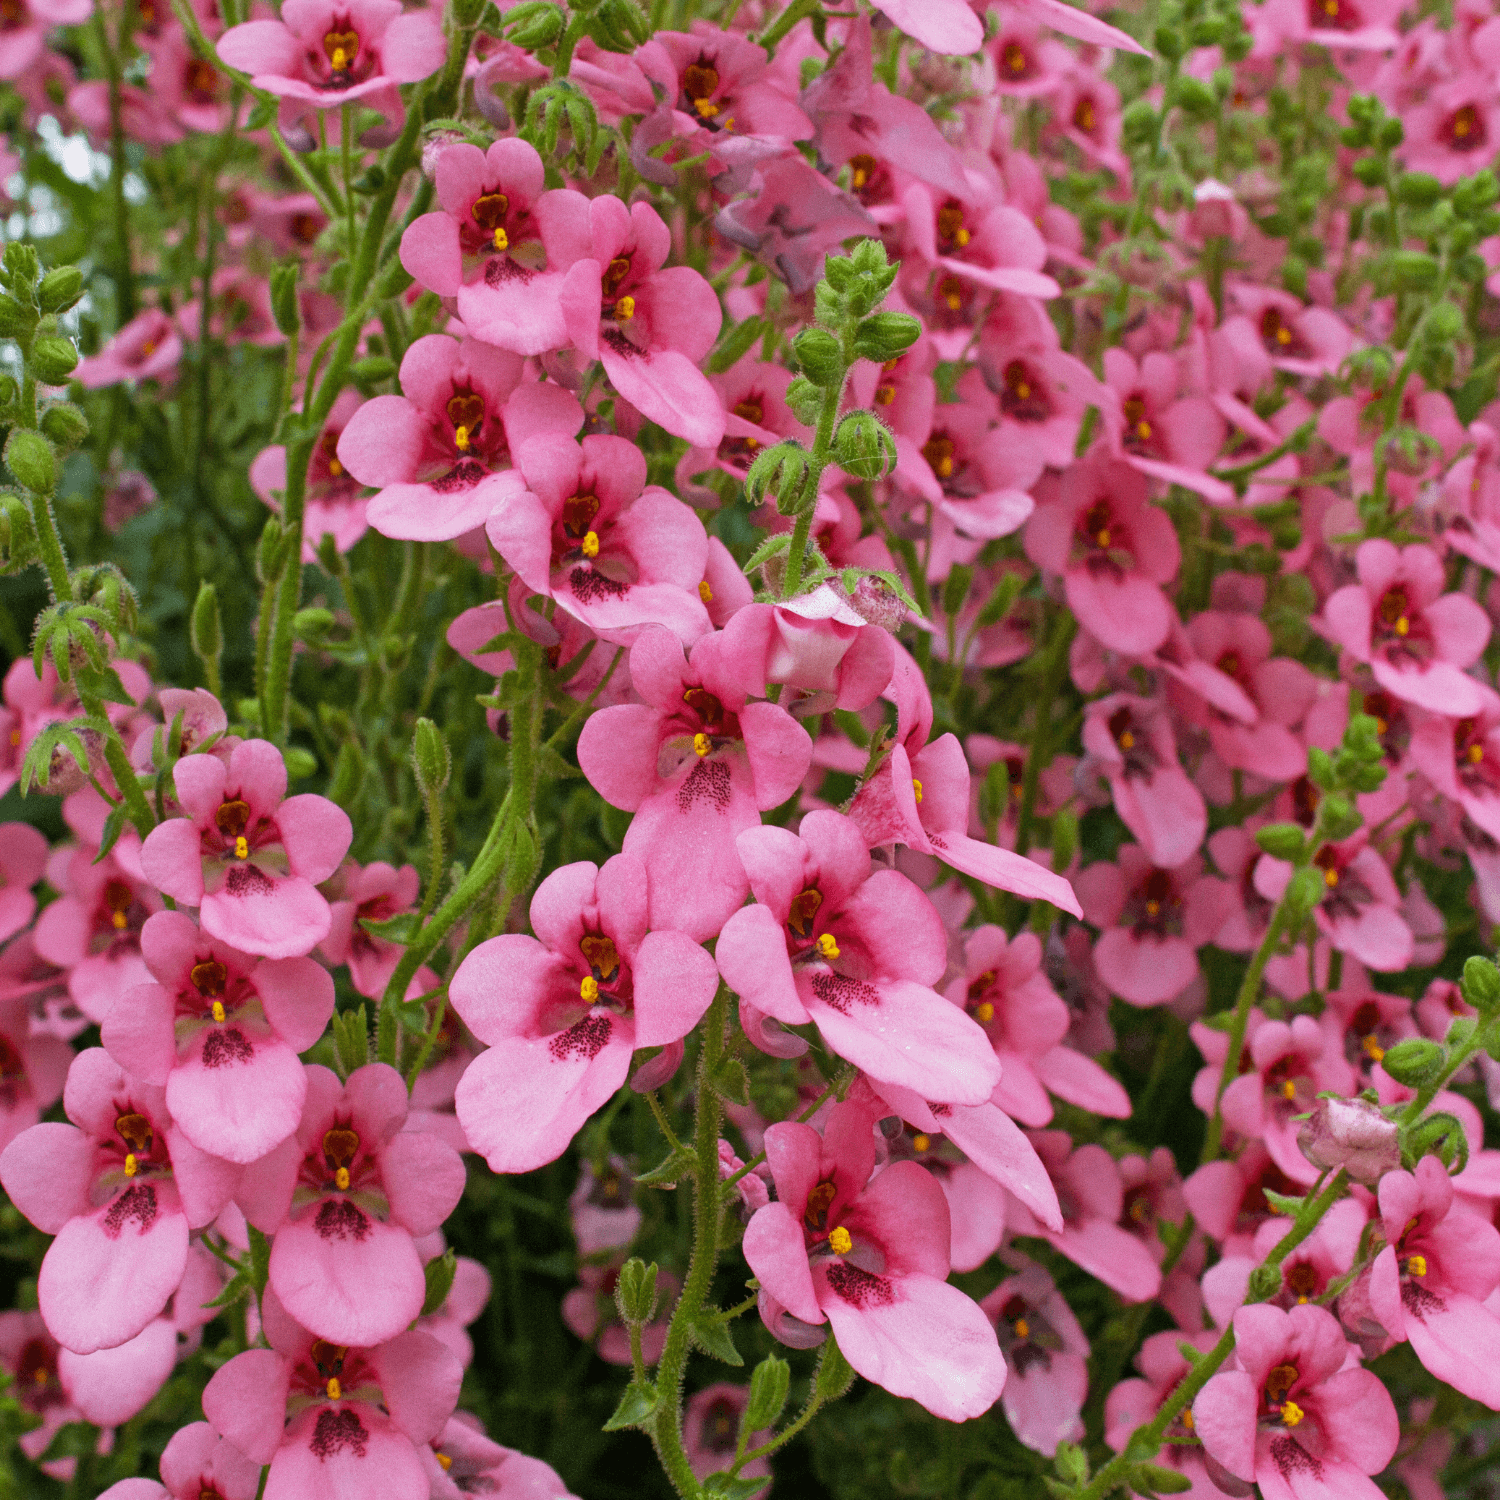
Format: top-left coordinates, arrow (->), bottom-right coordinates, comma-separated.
1015,381 -> 1031,399
581,976 -> 600,1003
1282,1080 -> 1298,1100
1145,900 -> 1160,918
699,580 -> 713,604
912,1134 -> 930,1152
615,296 -> 636,321
436,1453 -> 452,1471
124,1153 -> 138,1177
1182,1409 -> 1194,1431
580,530 -> 600,559
1137,420 -> 1153,440
912,779 -> 924,803
327,1377 -> 341,1401
1119,731 -> 1135,750
944,289 -> 962,311
328,457 -> 343,477
851,166 -> 867,188
976,1001 -> 994,1022
937,455 -> 953,479
1408,1254 -> 1428,1277
454,425 -> 471,452
828,1226 -> 852,1255
335,1166 -> 350,1190
693,732 -> 712,757
331,47 -> 347,69
234,835 -> 248,859
1362,1034 -> 1384,1062
211,1000 -> 226,1024
493,228 -> 508,251
1281,1399 -> 1305,1427
32,1368 -> 46,1386
1395,615 -> 1410,636
1276,326 -> 1293,345
816,932 -> 840,960
694,97 -> 719,118
112,910 -> 128,931
1469,743 -> 1485,763
955,228 -> 970,246
1324,867 -> 1340,887
1013,1317 -> 1030,1338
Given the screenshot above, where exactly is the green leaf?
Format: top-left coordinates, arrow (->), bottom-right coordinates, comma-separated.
93,801 -> 131,864
743,532 -> 793,575
247,1225 -> 271,1294
635,1145 -> 696,1186
691,1310 -> 744,1366
205,1272 -> 252,1309
701,1475 -> 771,1499
709,1055 -> 751,1106
707,316 -> 765,375
1261,1189 -> 1305,1217
361,911 -> 419,943
814,1331 -> 855,1401
422,1248 -> 458,1315
602,1379 -> 658,1431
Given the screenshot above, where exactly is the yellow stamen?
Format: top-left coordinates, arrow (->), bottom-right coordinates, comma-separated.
693,732 -> 712,757
976,1001 -> 994,1022
1469,743 -> 1485,764
1119,731 -> 1135,750
327,1377 -> 341,1401
328,457 -> 343,477
1281,1399 -> 1304,1427
1282,1080 -> 1298,1100
944,289 -> 962,310
581,976 -> 600,1003
816,932 -> 840,960
1395,615 -> 1410,636
694,97 -> 719,118
1145,900 -> 1161,918
112,910 -> 128,930
581,530 -> 600,559
335,1166 -> 350,1191
614,296 -> 636,321
699,580 -> 713,604
1408,1254 -> 1428,1277
1361,1034 -> 1384,1061
955,228 -> 970,246
1097,528 -> 1111,547
436,1453 -> 452,1471
493,228 -> 508,251
1137,421 -> 1152,441
912,1134 -> 930,1152
1324,867 -> 1339,887
937,455 -> 953,479
234,835 -> 248,859
124,1153 -> 138,1177
827,1226 -> 852,1255
1276,326 -> 1292,345
1182,1409 -> 1195,1431
454,426 -> 471,452
211,1000 -> 226,1024
330,47 -> 347,69
912,779 -> 924,803
1013,1317 -> 1030,1338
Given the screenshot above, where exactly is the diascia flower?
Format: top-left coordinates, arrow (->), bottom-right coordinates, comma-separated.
139,739 -> 353,961
101,910 -> 334,1166
448,852 -> 720,1175
743,1100 -> 1006,1421
0,1047 -> 237,1354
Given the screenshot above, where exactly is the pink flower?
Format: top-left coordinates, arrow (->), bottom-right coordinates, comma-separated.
0,821 -> 46,945
1192,1302 -> 1399,1500
1104,1329 -> 1221,1495
1081,693 -> 1207,868
1323,540 -> 1489,715
485,433 -> 712,647
577,626 -> 812,943
1297,1096 -> 1401,1185
562,1255 -> 676,1365
319,860 -> 421,1000
1024,447 -> 1182,657
104,1421 -> 263,1500
901,183 -> 1059,304
336,333 -> 582,542
216,0 -> 444,107
552,196 -> 726,448
0,1047 -> 238,1354
683,1383 -> 771,1484
569,1155 -> 641,1255
399,139 -> 582,355
101,910 -> 334,1165
237,1063 -> 467,1347
423,1414 -> 581,1500
744,1100 -> 1006,1421
139,739 -> 352,960
870,0 -> 984,53
981,1262 -> 1089,1455
1410,692 -> 1500,841
74,309 -> 182,388
1370,1153 -> 1500,1408
717,809 -> 1000,1105
0,996 -> 70,1153
949,926 -> 1131,1126
1221,286 -> 1357,382
203,1290 -> 462,1500
0,0 -> 89,79
449,853 -> 719,1174
1075,848 -> 1228,1006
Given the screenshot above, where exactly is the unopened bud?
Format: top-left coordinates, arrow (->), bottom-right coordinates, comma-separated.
39,403 -> 88,450
505,0 -> 565,47
4,430 -> 55,494
745,1354 -> 790,1431
793,328 -> 844,388
832,410 -> 896,481
1247,1263 -> 1283,1302
1297,1095 -> 1400,1185
1255,823 -> 1307,862
1282,865 -> 1326,925
256,517 -> 285,583
270,261 -> 301,337
1379,1037 -> 1445,1087
614,1257 -> 659,1325
851,311 -> 921,364
31,335 -> 78,385
1462,954 -> 1500,1017
413,716 -> 451,798
36,265 -> 84,315
191,582 -> 222,668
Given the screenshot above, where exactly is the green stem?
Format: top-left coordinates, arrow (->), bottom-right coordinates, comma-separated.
780,372 -> 846,599
733,1338 -> 839,1471
755,0 -> 819,52
650,989 -> 728,1498
404,989 -> 448,1090
27,491 -> 71,600
78,689 -> 156,838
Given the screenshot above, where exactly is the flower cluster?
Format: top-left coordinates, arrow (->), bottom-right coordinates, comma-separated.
9,0 -> 1500,1495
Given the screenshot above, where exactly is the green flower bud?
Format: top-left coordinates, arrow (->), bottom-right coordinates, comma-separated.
1173,75 -> 1215,116
783,375 -> 822,425
1380,1037 -> 1445,1086
745,1354 -> 791,1431
293,607 -> 334,644
283,746 -> 318,782
793,328 -> 844,387
1255,823 -> 1307,862
1462,954 -> 1500,1017
0,296 -> 34,339
614,1257 -> 658,1325
832,410 -> 896,481
1317,791 -> 1362,841
851,310 -> 921,364
351,354 -> 397,389
31,335 -> 78,385
412,716 -> 451,799
1282,865 -> 1326,926
4,430 -> 55,494
256,516 -> 286,584
39,403 -> 88,450
1247,1263 -> 1284,1302
270,261 -> 301,337
744,441 -> 811,513
505,0 -> 565,47
191,582 -> 222,670
451,0 -> 486,25
1395,172 -> 1445,207
36,266 -> 84,315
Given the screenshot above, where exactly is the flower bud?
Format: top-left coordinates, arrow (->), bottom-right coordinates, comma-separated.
1297,1095 -> 1400,1185
793,328 -> 844,388
270,261 -> 301,337
39,402 -> 88,450
1318,793 -> 1362,841
30,336 -> 77,386
1282,865 -> 1326,925
1379,1037 -> 1445,1086
783,375 -> 823,424
191,581 -> 222,669
293,606 -> 334,644
412,716 -> 451,799
256,516 -> 285,583
1255,823 -> 1307,862
744,440 -> 810,513
745,1354 -> 790,1431
36,266 -> 84,315
451,0 -> 486,26
4,429 -> 55,493
2,242 -> 39,289
614,1257 -> 659,1325
505,0 -> 565,48
1247,1263 -> 1284,1302
851,311 -> 921,364
1462,954 -> 1500,1017
832,410 -> 896,481
0,296 -> 30,339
